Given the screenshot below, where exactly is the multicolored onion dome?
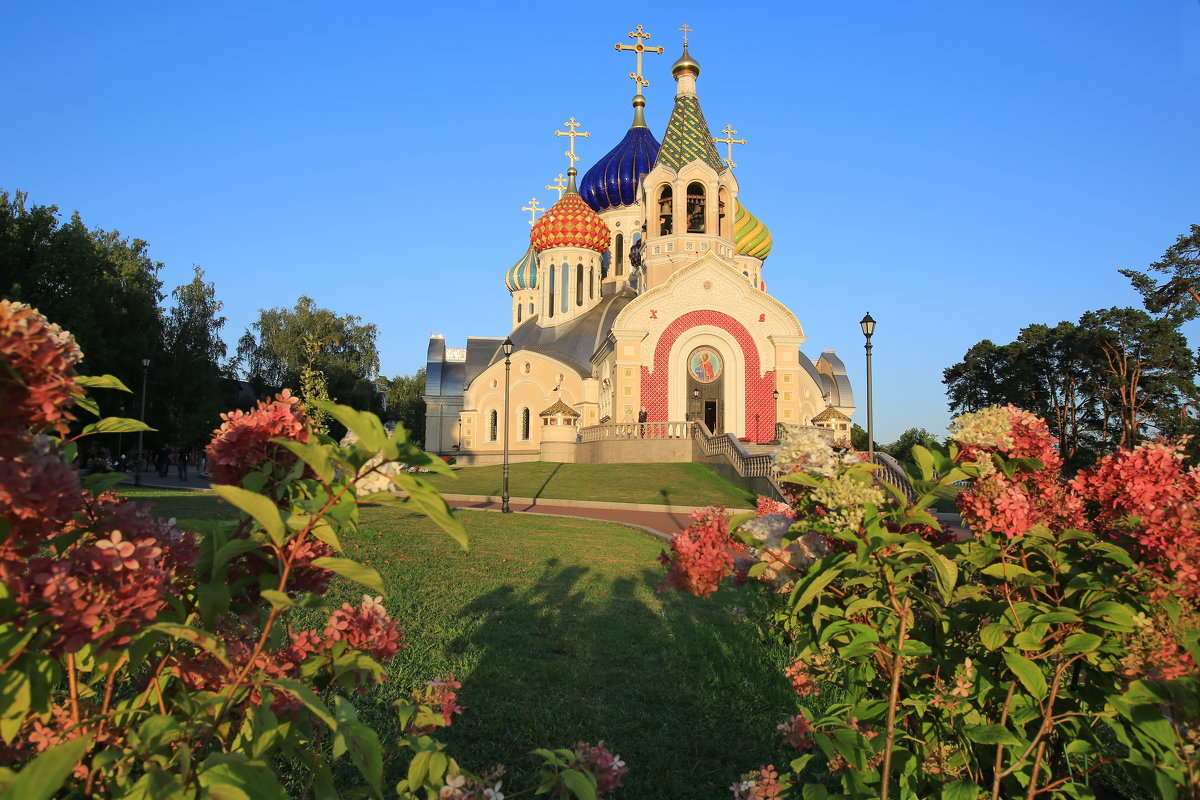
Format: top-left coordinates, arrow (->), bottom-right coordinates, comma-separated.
530,192 -> 611,253
505,245 -> 538,292
734,201 -> 773,259
580,126 -> 660,212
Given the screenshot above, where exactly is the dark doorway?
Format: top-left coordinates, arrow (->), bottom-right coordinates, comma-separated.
703,401 -> 718,434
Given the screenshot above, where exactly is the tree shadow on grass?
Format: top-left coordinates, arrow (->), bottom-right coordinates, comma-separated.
436,558 -> 799,799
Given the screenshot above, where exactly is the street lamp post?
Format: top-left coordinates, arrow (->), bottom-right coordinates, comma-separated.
135,358 -> 150,486
860,313 -> 876,463
117,402 -> 125,467
501,337 -> 514,513
772,389 -> 779,442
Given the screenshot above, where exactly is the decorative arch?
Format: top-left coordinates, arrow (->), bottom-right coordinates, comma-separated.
657,185 -> 673,235
686,182 -> 706,233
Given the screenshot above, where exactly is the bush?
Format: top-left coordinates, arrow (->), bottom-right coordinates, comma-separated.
661,410 -> 1200,798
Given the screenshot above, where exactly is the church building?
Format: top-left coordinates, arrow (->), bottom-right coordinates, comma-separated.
423,26 -> 854,464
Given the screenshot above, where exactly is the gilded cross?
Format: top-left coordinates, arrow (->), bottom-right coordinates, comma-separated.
546,173 -> 567,200
555,117 -> 590,167
521,198 -> 544,226
678,23 -> 693,46
615,25 -> 664,90
713,124 -> 747,168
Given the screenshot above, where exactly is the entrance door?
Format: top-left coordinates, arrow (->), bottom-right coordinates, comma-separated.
703,401 -> 718,434
686,345 -> 725,434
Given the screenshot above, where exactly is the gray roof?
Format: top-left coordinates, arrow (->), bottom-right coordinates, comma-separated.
817,350 -> 854,408
492,289 -> 637,378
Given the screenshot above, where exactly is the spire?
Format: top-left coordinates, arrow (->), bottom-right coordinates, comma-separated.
672,24 -> 701,96
655,32 -> 724,172
554,117 -> 589,195
615,25 -> 663,129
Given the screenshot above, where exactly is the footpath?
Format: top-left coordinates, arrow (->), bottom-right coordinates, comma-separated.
122,472 -> 965,541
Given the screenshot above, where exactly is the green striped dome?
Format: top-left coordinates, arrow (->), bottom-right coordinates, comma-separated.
733,201 -> 773,259
505,245 -> 538,292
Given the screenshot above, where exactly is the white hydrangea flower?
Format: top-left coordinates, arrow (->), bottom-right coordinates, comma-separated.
949,406 -> 1013,450
774,425 -> 859,477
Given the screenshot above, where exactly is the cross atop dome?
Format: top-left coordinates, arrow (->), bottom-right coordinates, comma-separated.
678,23 -> 693,45
615,25 -> 664,91
714,125 -> 747,169
546,174 -> 567,200
521,198 -> 544,226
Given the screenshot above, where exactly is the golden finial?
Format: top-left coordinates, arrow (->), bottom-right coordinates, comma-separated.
678,23 -> 693,46
555,117 -> 590,170
522,198 -> 544,226
615,25 -> 664,90
713,124 -> 747,169
546,174 -> 567,200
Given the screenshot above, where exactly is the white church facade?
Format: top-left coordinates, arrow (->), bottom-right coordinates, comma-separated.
423,28 -> 854,464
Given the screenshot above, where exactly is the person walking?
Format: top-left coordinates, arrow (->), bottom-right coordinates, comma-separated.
156,446 -> 170,478
177,447 -> 189,481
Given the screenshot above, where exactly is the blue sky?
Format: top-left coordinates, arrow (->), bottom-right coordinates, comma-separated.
4,1 -> 1198,443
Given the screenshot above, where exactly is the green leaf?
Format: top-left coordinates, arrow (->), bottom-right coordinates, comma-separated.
1031,610 -> 1081,624
0,735 -> 92,800
790,556 -> 847,610
981,562 -> 1035,581
317,402 -> 388,453
1060,632 -> 1103,654
260,590 -> 294,611
197,757 -> 287,800
276,439 -> 335,484
311,557 -> 384,596
82,471 -> 128,495
386,472 -> 468,551
212,485 -> 286,546
802,784 -> 829,800
75,374 -> 132,392
965,725 -> 1022,746
79,417 -> 154,436
559,768 -> 597,800
942,779 -> 982,800
197,581 -> 232,629
212,538 -> 263,577
268,679 -> 336,730
980,623 -> 1009,652
926,550 -> 957,603
337,720 -> 382,796
74,395 -> 100,417
145,623 -> 230,667
1003,652 -> 1048,700
911,444 -> 936,480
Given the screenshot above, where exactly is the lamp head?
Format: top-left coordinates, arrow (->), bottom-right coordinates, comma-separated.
772,389 -> 779,400
141,357 -> 151,368
502,337 -> 514,356
692,388 -> 700,399
860,312 -> 876,338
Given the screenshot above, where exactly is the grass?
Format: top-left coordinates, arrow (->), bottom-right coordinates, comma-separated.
122,487 -> 800,799
422,461 -> 757,508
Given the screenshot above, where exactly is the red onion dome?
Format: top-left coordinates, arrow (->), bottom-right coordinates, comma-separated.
530,192 -> 610,254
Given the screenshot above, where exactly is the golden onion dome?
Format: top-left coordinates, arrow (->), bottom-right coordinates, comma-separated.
733,201 -> 773,259
671,45 -> 700,79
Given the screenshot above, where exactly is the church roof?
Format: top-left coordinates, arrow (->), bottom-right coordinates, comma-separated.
580,125 -> 660,212
504,245 -> 538,291
530,191 -> 610,253
495,288 -> 636,378
812,407 -> 851,423
734,201 -> 773,259
655,95 -> 724,172
540,399 -> 580,417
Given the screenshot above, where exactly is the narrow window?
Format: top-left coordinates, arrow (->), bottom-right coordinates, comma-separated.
615,233 -> 624,275
560,264 -> 569,313
576,263 -> 583,306
687,182 -> 706,233
521,407 -> 531,440
529,302 -> 534,316
658,186 -> 672,235
718,187 -> 731,238
517,304 -> 522,323
548,269 -> 555,317
589,266 -> 594,299
489,410 -> 498,442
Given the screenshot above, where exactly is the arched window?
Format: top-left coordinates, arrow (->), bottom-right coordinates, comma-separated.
521,407 -> 531,440
529,302 -> 534,316
718,187 -> 731,238
588,266 -> 594,299
560,264 -> 569,313
548,269 -> 555,318
657,186 -> 672,235
615,233 -> 624,275
488,410 -> 498,442
576,263 -> 583,306
517,304 -> 522,323
687,182 -> 706,233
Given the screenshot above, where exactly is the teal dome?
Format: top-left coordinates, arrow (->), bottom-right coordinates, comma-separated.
505,245 -> 538,292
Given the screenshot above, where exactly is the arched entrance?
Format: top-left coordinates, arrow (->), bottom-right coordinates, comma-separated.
685,345 -> 724,434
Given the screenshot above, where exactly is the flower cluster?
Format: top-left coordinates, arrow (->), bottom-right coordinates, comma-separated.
810,474 -> 885,533
777,712 -> 814,749
730,765 -> 784,799
324,595 -> 405,662
571,740 -> 628,796
206,389 -> 310,486
783,654 -> 825,697
0,435 -> 81,567
755,495 -> 794,518
0,300 -> 82,437
774,425 -> 858,478
658,507 -> 745,598
405,674 -> 464,736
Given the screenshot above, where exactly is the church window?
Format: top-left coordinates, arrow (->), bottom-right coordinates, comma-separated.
687,182 -> 706,233
517,304 -> 522,323
576,263 -> 583,306
615,233 -> 624,275
718,187 -> 731,238
548,269 -> 555,318
657,186 -> 672,235
521,407 -> 531,440
488,410 -> 498,442
529,302 -> 534,316
589,266 -> 594,299
560,264 -> 569,313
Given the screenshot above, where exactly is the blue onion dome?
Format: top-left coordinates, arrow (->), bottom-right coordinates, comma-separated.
580,95 -> 661,212
504,245 -> 538,292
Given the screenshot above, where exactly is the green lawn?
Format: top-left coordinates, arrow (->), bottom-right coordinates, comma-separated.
423,461 -> 756,508
123,487 -> 802,799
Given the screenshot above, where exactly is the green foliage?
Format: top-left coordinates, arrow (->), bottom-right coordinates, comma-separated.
1120,223 -> 1200,322
376,369 -> 426,447
883,427 -> 938,462
299,336 -> 332,434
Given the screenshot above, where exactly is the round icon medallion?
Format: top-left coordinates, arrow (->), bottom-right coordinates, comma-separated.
688,347 -> 722,384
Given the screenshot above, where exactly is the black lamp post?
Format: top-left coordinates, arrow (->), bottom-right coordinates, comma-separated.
501,337 -> 514,513
860,313 -> 876,463
135,357 -> 150,486
117,402 -> 125,467
772,389 -> 779,441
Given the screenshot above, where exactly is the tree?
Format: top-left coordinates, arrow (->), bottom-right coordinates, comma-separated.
376,368 -> 426,445
885,427 -> 938,462
238,295 -> 383,415
0,189 -> 164,388
1120,223 -> 1200,321
942,339 -> 1012,414
158,265 -> 230,448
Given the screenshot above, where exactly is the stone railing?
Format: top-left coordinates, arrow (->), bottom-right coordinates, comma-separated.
578,421 -> 694,441
692,422 -> 777,480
